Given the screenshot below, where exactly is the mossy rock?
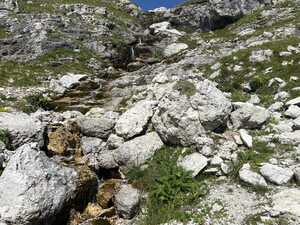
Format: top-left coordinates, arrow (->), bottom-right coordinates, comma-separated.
173,80 -> 197,97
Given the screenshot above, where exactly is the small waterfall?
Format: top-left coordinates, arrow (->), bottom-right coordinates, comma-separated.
130,46 -> 135,60
138,37 -> 142,45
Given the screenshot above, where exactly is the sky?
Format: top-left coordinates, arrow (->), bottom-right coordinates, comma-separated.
133,0 -> 186,10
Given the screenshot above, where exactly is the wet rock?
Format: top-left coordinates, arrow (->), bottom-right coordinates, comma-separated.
239,164 -> 267,187
260,163 -> 294,185
114,184 -> 140,219
115,100 -> 157,139
231,103 -> 270,129
0,144 -> 78,225
152,80 -> 231,149
177,152 -> 208,177
0,112 -> 45,149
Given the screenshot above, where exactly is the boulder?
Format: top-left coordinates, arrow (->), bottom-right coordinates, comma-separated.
295,167 -> 300,185
276,130 -> 300,145
152,80 -> 231,149
50,74 -> 88,94
249,49 -> 273,62
239,164 -> 267,187
77,112 -> 118,139
81,136 -> 105,155
106,134 -> 124,150
231,103 -> 270,129
113,132 -> 164,168
177,152 -> 208,177
115,100 -> 157,139
0,144 -> 78,225
0,112 -> 45,149
260,163 -> 294,185
272,189 -> 300,217
164,43 -> 188,57
114,184 -> 140,219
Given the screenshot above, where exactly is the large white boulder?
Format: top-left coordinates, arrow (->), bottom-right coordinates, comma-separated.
260,163 -> 294,185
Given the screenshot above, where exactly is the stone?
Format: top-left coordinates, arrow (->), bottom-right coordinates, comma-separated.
115,100 -> 157,139
78,112 -> 118,139
113,132 -> 164,168
152,80 -> 231,149
177,153 -> 208,177
260,163 -> 294,185
97,179 -> 121,209
239,129 -> 253,148
276,130 -> 300,145
81,136 -> 105,155
284,105 -> 300,118
106,134 -> 124,150
294,167 -> 300,185
286,96 -> 300,106
50,74 -> 88,94
239,164 -> 267,187
0,144 -> 78,225
0,112 -> 45,149
272,189 -> 300,217
114,184 -> 140,219
293,117 -> 300,130
164,43 -> 189,57
231,103 -> 270,129
249,49 -> 273,62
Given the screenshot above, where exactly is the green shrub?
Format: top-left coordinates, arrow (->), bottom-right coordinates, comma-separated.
17,94 -> 53,113
0,129 -> 9,147
127,147 -> 208,225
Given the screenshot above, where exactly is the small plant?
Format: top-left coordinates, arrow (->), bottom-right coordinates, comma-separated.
17,94 -> 53,113
127,147 -> 208,225
0,129 -> 9,147
173,80 -> 197,97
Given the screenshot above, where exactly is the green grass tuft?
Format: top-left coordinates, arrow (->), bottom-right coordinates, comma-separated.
173,80 -> 197,97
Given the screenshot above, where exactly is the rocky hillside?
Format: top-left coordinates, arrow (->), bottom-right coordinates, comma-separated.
0,0 -> 300,225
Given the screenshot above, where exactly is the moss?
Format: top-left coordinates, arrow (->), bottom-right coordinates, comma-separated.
127,146 -> 208,225
173,80 -> 197,97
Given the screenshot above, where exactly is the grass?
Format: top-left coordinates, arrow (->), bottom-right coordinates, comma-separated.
0,26 -> 9,39
210,37 -> 300,106
0,47 -> 98,87
127,146 -> 209,225
15,94 -> 53,113
173,80 -> 197,97
0,129 -> 10,148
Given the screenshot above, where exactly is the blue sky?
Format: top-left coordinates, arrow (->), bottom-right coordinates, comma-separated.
133,0 -> 186,10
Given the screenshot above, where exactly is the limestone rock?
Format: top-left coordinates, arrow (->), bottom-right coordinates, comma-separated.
164,43 -> 188,57
0,144 -> 78,225
0,112 -> 45,149
115,100 -> 157,139
114,184 -> 140,219
260,163 -> 294,185
284,105 -> 300,118
272,189 -> 300,217
239,129 -> 253,148
231,103 -> 270,129
177,153 -> 208,177
239,164 -> 267,187
152,80 -> 231,149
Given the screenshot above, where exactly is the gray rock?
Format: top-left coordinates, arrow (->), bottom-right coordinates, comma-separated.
0,144 -> 78,225
293,117 -> 300,130
114,184 -> 140,219
284,105 -> 300,118
115,100 -> 157,139
260,163 -> 294,185
81,136 -> 105,155
272,189 -> 300,217
0,112 -> 45,149
239,129 -> 253,148
106,134 -> 124,150
249,49 -> 273,62
231,103 -> 270,129
286,96 -> 300,106
177,153 -> 208,177
50,74 -> 88,94
239,164 -> 267,187
164,43 -> 188,57
294,167 -> 300,185
152,80 -> 231,149
113,132 -> 164,168
78,112 -> 118,139
276,130 -> 300,145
